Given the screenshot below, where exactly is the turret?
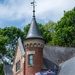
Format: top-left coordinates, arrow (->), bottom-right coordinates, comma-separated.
24,0 -> 45,75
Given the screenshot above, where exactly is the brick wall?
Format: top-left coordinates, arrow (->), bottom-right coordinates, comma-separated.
25,47 -> 43,75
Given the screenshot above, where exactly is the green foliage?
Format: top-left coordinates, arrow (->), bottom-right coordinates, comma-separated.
52,8 -> 75,47
0,26 -> 24,62
38,23 -> 52,43
42,21 -> 56,45
0,35 -> 8,56
0,26 -> 24,50
44,21 -> 56,33
24,24 -> 30,37
44,21 -> 56,41
0,64 -> 4,75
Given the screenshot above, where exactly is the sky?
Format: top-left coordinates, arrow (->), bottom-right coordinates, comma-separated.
0,0 -> 75,30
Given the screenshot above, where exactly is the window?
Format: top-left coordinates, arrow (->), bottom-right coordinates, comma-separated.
28,54 -> 34,66
16,60 -> 20,72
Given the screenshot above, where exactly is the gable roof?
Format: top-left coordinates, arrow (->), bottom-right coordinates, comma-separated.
18,37 -> 25,56
4,64 -> 13,75
43,46 -> 75,66
13,37 -> 25,65
58,57 -> 75,75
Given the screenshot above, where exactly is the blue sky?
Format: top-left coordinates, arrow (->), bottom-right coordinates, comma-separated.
0,0 -> 75,30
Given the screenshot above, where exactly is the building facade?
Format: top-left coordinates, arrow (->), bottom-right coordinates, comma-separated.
13,0 -> 45,75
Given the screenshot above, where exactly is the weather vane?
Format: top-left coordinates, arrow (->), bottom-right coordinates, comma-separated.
31,0 -> 36,18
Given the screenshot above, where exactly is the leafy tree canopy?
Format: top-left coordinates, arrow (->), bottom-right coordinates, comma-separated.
0,64 -> 4,75
0,26 -> 24,50
0,26 -> 24,62
0,35 -> 8,56
52,8 -> 75,47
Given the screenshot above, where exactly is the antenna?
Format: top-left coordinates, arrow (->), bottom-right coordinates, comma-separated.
31,0 -> 36,18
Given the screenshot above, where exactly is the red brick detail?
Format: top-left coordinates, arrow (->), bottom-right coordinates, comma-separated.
25,47 -> 43,75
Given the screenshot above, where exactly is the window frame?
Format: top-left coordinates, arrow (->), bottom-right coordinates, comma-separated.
16,60 -> 20,72
28,54 -> 34,66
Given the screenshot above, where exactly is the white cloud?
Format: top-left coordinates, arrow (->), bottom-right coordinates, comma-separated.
0,0 -> 75,25
36,0 -> 75,22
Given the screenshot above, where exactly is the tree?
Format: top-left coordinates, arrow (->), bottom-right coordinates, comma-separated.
0,26 -> 24,74
52,8 -> 75,47
44,21 -> 56,45
38,23 -> 52,43
0,26 -> 24,50
24,24 -> 30,37
44,21 -> 56,33
0,35 -> 8,63
0,64 -> 4,75
0,26 -> 24,62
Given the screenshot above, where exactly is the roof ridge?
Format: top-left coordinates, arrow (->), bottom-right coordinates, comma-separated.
18,37 -> 25,56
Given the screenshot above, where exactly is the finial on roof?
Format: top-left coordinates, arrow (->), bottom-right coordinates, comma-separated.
31,0 -> 36,18
25,0 -> 43,39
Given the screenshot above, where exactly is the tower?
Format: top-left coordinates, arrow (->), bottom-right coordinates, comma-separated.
24,0 -> 45,75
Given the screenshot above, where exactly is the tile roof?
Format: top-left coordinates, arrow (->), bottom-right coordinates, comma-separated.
26,17 -> 43,39
43,46 -> 75,66
58,57 -> 75,75
4,64 -> 13,75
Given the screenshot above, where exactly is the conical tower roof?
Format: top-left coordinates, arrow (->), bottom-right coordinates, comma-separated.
26,17 -> 43,39
26,0 -> 43,39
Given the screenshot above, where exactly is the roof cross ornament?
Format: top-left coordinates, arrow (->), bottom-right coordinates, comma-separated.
31,0 -> 36,18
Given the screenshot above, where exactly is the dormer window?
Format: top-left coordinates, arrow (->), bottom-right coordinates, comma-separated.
16,60 -> 20,72
28,54 -> 34,66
